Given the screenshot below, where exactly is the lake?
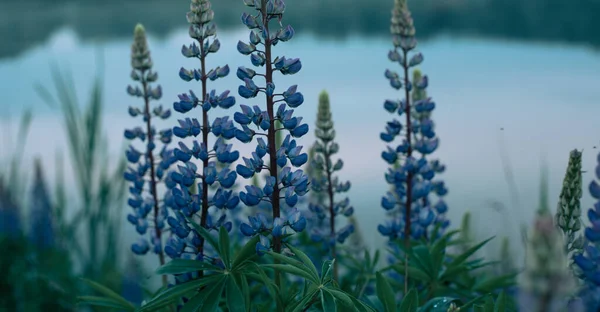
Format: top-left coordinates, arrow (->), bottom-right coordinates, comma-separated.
2,0 -> 600,280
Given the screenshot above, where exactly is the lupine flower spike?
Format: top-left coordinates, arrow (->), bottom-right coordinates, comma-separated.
234,0 -> 309,291
165,0 -> 240,284
28,159 -> 55,249
124,24 -> 176,286
0,180 -> 21,238
378,0 -> 449,293
519,168 -> 579,312
573,150 -> 600,310
308,90 -> 354,280
555,149 -> 584,275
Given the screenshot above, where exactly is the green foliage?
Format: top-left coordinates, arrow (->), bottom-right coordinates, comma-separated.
385,231 -> 516,303
35,61 -> 128,292
0,235 -> 77,311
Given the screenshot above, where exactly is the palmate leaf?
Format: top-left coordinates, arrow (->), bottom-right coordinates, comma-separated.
445,236 -> 495,271
472,272 -> 518,293
399,288 -> 418,312
232,236 -> 261,268
218,226 -> 232,268
289,290 -> 319,312
376,272 -> 396,312
139,274 -> 224,311
187,217 -> 220,256
321,259 -> 335,283
325,288 -> 355,309
321,289 -> 337,312
264,251 -> 320,284
418,297 -> 461,312
286,243 -> 320,279
156,259 -> 223,275
77,296 -> 136,311
79,278 -> 135,310
226,276 -> 247,312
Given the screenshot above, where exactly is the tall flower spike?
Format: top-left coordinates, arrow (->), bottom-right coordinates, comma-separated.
234,0 -> 309,292
555,149 -> 584,274
378,0 -> 448,293
0,178 -> 21,238
124,23 -> 176,287
307,90 -> 354,280
519,168 -> 579,312
28,159 -> 55,250
573,150 -> 600,310
166,0 -> 239,281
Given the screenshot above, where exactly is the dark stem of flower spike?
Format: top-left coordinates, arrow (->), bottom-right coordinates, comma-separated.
261,0 -> 283,306
325,149 -> 338,280
401,47 -> 413,294
199,37 -> 209,279
141,73 -> 167,287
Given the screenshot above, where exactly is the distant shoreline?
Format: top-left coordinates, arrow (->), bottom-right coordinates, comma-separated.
2,0 -> 599,59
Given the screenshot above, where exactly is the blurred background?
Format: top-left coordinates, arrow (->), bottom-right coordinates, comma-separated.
1,0 -> 600,309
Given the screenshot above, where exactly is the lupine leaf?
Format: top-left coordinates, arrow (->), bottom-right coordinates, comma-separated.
290,289 -> 319,312
392,264 -> 430,282
265,251 -> 320,283
232,236 -> 260,268
179,293 -> 204,312
321,289 -> 337,312
411,245 -> 435,277
77,296 -> 135,311
483,296 -> 495,312
325,288 -> 355,309
493,291 -> 507,312
156,259 -> 223,275
472,273 -> 517,292
226,276 -> 247,312
219,226 -> 231,268
446,236 -> 494,271
286,243 -> 319,279
199,278 -> 227,312
418,297 -> 461,312
262,264 -> 319,284
139,274 -> 224,311
321,259 -> 335,282
188,217 -> 220,254
376,272 -> 396,312
399,288 -> 418,312
79,278 -> 135,309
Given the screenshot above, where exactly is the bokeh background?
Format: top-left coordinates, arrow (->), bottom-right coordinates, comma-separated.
1,0 -> 600,303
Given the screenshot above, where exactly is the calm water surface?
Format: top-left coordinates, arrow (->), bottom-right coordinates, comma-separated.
2,26 -> 600,273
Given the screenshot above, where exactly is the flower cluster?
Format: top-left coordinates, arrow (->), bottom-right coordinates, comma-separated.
555,149 -> 584,273
28,159 -> 55,249
0,180 -> 20,238
377,0 -> 449,243
123,24 -> 176,268
306,90 -> 354,278
573,151 -> 600,310
163,0 -> 239,273
234,0 -> 309,255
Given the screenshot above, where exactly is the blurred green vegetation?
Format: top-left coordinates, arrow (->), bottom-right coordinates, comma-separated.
0,58 -> 144,311
2,0 -> 599,59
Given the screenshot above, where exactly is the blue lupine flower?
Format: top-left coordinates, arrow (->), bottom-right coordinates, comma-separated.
574,151 -> 600,310
164,1 -> 240,280
27,160 -> 55,249
125,25 -> 176,272
234,0 -> 309,257
378,0 -> 449,243
0,179 -> 21,239
304,91 -> 355,279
